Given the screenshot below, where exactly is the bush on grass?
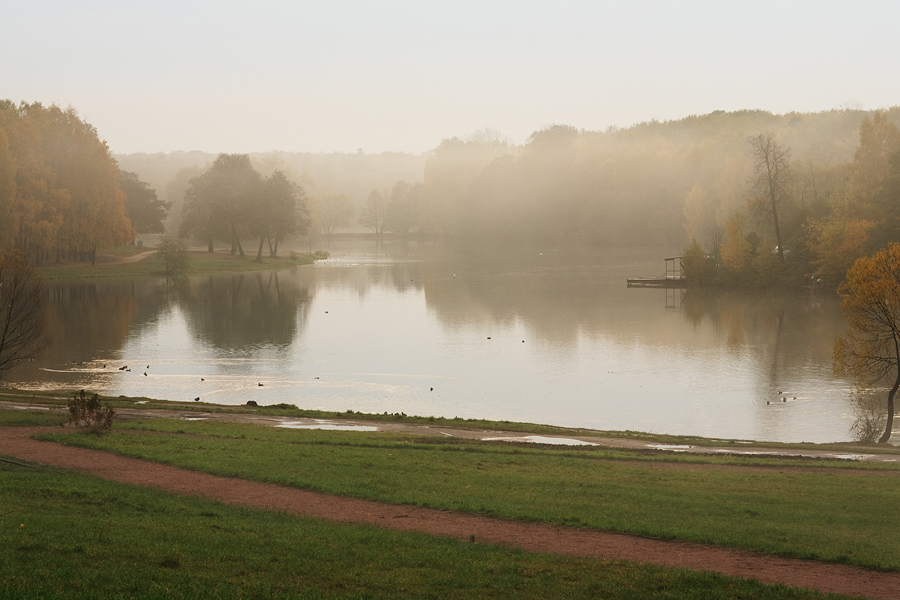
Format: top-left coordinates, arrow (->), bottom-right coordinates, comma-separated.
68,390 -> 115,434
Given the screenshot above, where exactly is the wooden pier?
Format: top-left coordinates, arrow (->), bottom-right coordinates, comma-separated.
627,256 -> 687,288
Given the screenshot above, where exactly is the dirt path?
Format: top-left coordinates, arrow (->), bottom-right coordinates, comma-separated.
108,250 -> 156,264
2,426 -> 898,599
35,250 -> 156,270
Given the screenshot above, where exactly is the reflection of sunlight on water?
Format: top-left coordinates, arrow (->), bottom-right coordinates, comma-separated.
277,421 -> 377,431
483,436 -> 598,446
647,444 -> 692,451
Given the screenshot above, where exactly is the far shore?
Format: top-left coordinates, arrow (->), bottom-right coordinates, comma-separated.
34,245 -> 328,281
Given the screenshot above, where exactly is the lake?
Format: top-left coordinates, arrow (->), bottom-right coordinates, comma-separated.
4,240 -> 860,443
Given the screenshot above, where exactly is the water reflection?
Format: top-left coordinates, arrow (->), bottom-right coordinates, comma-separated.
177,272 -> 311,349
3,240 -> 856,442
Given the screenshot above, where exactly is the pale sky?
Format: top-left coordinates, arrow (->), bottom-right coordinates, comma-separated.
5,0 -> 899,155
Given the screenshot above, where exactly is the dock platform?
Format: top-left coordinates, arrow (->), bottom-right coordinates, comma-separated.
627,276 -> 687,288
628,256 -> 687,288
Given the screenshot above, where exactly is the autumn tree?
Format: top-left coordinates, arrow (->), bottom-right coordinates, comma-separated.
359,189 -> 387,235
806,217 -> 874,275
748,134 -> 792,262
834,243 -> 900,443
26,104 -> 133,263
0,101 -> 128,263
120,170 -> 169,234
0,251 -> 46,377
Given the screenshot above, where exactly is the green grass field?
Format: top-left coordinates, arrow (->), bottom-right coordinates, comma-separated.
1,403 -> 895,598
0,457 -> 845,600
36,248 -> 327,281
20,408 -> 899,573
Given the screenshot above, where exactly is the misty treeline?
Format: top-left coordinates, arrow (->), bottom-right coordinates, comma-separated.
416,110 -> 898,257
178,153 -> 309,260
421,109 -> 899,286
0,101 -> 168,264
6,97 -> 899,286
116,150 -> 425,239
121,108 -> 899,278
681,109 -> 900,286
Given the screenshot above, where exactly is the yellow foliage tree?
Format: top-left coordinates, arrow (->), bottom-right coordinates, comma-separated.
806,217 -> 874,275
834,243 -> 900,443
720,213 -> 752,272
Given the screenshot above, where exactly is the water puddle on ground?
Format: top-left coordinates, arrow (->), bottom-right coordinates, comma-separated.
277,420 -> 378,432
482,436 -> 598,446
647,444 -> 693,452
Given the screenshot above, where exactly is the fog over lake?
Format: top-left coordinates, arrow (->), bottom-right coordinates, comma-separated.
5,240 -> 856,443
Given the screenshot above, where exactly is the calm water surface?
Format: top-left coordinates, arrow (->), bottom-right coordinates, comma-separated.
6,241 -> 857,443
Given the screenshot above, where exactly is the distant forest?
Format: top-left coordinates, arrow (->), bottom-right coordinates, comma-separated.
3,98 -> 900,284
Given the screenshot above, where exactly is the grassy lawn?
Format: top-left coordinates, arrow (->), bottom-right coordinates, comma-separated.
0,457 -> 851,600
36,248 -> 327,281
22,410 -> 898,574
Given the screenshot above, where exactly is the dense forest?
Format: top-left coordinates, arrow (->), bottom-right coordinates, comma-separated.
0,102 -> 135,263
3,98 -> 900,287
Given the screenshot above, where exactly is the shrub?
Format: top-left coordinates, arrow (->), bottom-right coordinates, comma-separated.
68,390 -> 116,434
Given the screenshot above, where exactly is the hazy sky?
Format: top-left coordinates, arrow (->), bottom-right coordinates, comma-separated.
6,0 -> 899,154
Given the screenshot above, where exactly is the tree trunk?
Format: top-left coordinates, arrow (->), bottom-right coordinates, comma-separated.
255,237 -> 264,262
207,238 -> 214,253
230,223 -> 245,257
878,375 -> 898,443
769,184 -> 784,262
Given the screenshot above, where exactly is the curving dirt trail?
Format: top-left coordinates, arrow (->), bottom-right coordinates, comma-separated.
2,426 -> 899,599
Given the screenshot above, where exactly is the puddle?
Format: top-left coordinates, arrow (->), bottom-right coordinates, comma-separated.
829,454 -> 868,461
715,449 -> 793,456
277,421 -> 378,432
135,401 -> 148,404
647,444 -> 693,452
182,417 -> 206,421
483,436 -> 598,446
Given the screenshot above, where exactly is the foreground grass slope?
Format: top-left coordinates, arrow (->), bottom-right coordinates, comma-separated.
0,455 -> 852,600
33,412 -> 900,573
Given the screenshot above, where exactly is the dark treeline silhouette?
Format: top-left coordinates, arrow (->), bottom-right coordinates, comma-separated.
116,150 -> 425,237
178,154 -> 309,259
